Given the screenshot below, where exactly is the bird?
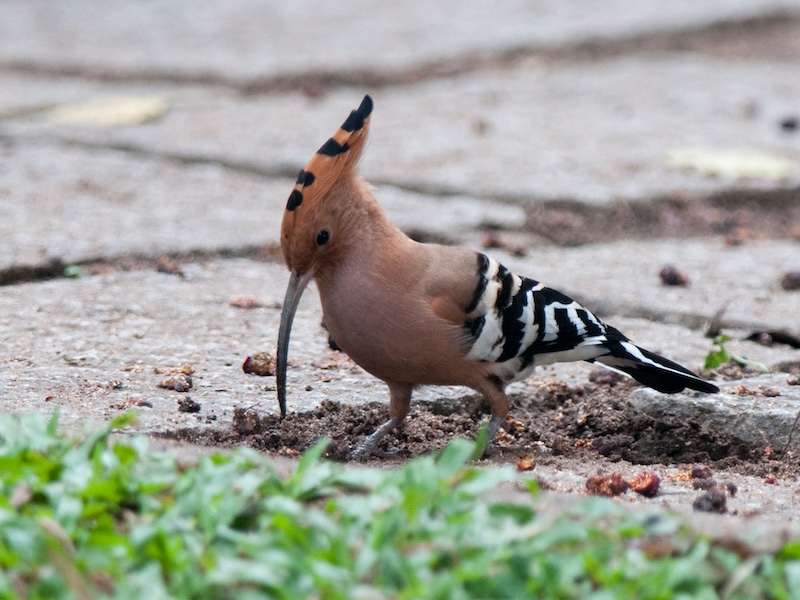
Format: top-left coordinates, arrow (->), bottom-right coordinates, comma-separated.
276,95 -> 719,459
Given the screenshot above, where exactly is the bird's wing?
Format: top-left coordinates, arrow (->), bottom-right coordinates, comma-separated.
455,252 -> 717,393
458,253 -> 608,367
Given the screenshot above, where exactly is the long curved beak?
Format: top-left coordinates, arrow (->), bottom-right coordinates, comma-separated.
277,268 -> 314,417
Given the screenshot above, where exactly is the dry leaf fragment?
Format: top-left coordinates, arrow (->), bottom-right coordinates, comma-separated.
628,471 -> 661,497
516,455 -> 535,471
229,295 -> 275,309
585,473 -> 629,497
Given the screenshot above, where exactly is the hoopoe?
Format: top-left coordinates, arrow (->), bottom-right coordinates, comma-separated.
277,95 -> 719,459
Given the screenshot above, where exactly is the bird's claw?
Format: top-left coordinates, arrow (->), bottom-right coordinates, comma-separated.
351,442 -> 399,461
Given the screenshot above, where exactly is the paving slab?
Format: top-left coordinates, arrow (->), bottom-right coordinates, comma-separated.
2,258 -> 800,522
2,257 -> 797,427
492,238 -> 800,334
631,374 -> 800,452
0,139 -> 524,270
2,0 -> 800,542
0,140 -> 287,268
2,1 -> 797,82
4,51 -> 799,206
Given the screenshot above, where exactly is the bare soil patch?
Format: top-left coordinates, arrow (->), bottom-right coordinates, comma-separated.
160,368 -> 799,479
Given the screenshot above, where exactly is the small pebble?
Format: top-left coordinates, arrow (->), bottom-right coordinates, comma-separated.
691,465 -> 713,479
242,352 -> 276,376
516,455 -> 535,471
659,264 -> 690,287
160,374 -> 192,392
781,271 -> 800,291
779,116 -> 798,132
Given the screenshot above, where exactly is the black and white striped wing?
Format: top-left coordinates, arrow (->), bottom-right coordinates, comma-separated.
463,254 -> 609,379
462,253 -> 718,394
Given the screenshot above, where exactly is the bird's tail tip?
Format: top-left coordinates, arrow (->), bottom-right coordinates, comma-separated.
595,340 -> 719,395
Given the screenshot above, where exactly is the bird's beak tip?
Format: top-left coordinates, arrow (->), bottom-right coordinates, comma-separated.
276,269 -> 313,419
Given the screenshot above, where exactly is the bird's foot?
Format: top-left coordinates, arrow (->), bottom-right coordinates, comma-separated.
351,442 -> 399,461
477,414 -> 504,457
351,416 -> 403,461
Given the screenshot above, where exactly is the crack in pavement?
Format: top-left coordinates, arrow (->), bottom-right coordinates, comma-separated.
0,244 -> 282,287
0,243 -> 757,337
0,11 -> 796,95
5,131 -> 800,226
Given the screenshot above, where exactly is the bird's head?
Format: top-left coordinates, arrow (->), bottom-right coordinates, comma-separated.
277,95 -> 374,417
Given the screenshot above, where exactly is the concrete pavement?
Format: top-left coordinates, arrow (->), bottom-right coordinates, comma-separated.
1,0 -> 799,523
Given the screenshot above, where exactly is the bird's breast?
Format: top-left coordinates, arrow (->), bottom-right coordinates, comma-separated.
316,268 -> 474,386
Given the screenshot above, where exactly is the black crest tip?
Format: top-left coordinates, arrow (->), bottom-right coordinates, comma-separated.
358,95 -> 373,119
286,189 -> 303,211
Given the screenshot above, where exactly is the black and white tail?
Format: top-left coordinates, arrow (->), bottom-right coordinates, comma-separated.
463,253 -> 719,394
589,325 -> 719,393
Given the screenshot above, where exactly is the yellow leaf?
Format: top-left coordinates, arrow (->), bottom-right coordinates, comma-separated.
666,147 -> 794,180
45,96 -> 168,126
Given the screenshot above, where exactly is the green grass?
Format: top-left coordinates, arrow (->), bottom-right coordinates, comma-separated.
1,412 -> 799,599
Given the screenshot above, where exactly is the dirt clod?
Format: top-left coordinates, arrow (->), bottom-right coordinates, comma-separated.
693,489 -> 728,514
691,464 -> 713,479
232,407 -> 264,435
177,397 -> 201,413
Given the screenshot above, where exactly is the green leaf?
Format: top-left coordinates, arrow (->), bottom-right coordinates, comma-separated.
434,438 -> 476,479
1,411 -> 798,598
63,265 -> 83,278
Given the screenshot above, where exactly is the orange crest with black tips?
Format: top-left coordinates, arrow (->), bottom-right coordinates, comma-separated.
280,95 -> 374,272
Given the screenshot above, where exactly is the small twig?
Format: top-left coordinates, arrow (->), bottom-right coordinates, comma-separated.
780,408 -> 800,460
705,300 -> 731,338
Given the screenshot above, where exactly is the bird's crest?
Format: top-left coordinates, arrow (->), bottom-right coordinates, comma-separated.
284,95 -> 373,215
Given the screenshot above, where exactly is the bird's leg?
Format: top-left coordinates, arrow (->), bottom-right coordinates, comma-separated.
353,417 -> 402,460
479,379 -> 509,454
352,382 -> 412,460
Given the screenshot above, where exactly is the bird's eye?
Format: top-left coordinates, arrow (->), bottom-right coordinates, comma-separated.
316,229 -> 330,246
